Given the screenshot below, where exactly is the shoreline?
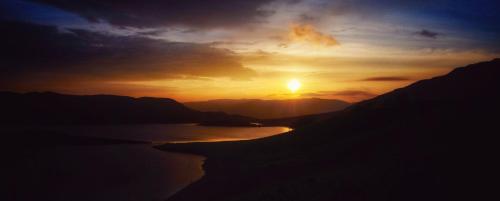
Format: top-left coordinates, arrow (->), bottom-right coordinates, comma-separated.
154,131 -> 298,201
158,151 -> 207,200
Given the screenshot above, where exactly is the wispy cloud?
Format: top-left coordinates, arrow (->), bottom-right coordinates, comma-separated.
302,90 -> 377,102
360,76 -> 411,82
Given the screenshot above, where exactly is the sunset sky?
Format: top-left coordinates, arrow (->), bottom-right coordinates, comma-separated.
1,0 -> 499,102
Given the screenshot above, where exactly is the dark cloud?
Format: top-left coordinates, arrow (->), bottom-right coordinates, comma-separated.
0,20 -> 256,86
361,76 -> 411,82
33,0 -> 274,28
416,29 -> 439,39
302,90 -> 377,102
299,14 -> 318,22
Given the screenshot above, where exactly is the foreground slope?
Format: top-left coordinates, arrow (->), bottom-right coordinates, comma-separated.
158,59 -> 500,201
185,98 -> 350,119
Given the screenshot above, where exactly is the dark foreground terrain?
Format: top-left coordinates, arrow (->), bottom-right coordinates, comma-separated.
0,128 -> 151,200
157,59 -> 500,201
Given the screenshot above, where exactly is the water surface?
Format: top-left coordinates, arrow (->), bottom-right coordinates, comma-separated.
49,124 -> 291,143
7,124 -> 289,201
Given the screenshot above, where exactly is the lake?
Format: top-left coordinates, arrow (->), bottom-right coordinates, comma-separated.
6,124 -> 290,201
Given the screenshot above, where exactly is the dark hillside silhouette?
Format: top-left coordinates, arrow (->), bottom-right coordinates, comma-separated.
158,58 -> 500,201
0,92 -> 256,125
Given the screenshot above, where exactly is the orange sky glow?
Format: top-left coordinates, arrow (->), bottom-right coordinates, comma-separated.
2,0 -> 499,103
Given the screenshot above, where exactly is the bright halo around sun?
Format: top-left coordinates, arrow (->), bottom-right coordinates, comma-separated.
287,79 -> 301,93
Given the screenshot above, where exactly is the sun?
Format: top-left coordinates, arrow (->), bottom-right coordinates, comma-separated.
287,79 -> 301,93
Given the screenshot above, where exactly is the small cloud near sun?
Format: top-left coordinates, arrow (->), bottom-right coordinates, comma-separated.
287,24 -> 339,47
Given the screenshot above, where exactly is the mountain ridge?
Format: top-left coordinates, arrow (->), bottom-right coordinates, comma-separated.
185,98 -> 350,119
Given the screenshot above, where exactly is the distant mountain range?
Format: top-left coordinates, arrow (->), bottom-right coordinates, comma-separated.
0,92 -> 256,126
159,58 -> 500,201
185,98 -> 350,119
0,93 -> 349,126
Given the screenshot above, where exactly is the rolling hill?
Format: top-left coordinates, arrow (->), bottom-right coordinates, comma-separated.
0,92 -> 256,126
